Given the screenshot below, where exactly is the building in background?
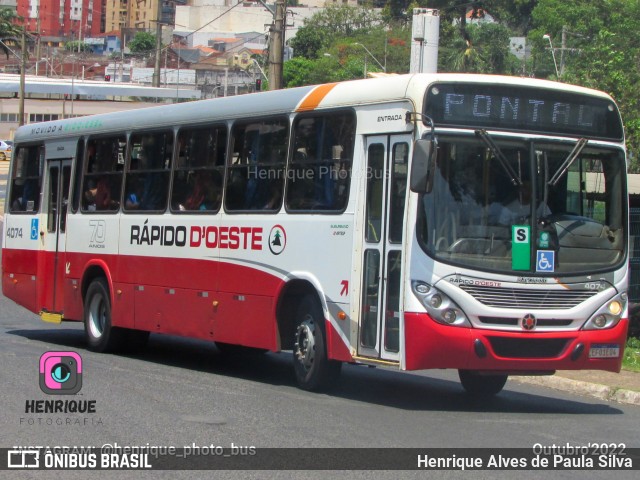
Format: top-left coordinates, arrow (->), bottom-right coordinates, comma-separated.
104,0 -> 185,32
17,0 -> 103,39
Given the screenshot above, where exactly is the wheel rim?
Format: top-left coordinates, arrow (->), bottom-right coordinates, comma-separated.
294,316 -> 316,372
88,294 -> 107,339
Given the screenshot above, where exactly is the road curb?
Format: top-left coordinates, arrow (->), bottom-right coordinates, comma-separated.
512,375 -> 640,406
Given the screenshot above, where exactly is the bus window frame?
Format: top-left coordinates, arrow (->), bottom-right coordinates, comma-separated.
81,134 -> 127,214
170,123 -> 228,214
224,115 -> 289,214
122,129 -> 174,214
284,108 -> 356,215
8,142 -> 45,214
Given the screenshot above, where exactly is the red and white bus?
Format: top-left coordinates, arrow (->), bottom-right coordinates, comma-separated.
2,74 -> 629,395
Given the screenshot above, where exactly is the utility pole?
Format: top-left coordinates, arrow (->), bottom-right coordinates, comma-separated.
153,0 -> 163,87
36,17 -> 41,72
267,0 -> 285,90
19,28 -> 27,126
560,25 -> 567,78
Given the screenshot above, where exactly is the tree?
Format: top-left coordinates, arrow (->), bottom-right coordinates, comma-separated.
289,24 -> 326,59
64,40 -> 91,52
530,0 -> 640,169
0,8 -> 22,58
289,5 -> 382,60
283,57 -> 315,87
128,31 -> 156,55
287,4 -> 411,83
439,22 -> 519,74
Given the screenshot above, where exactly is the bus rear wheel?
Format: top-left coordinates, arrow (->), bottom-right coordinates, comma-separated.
458,370 -> 508,396
292,295 -> 341,391
84,278 -> 126,352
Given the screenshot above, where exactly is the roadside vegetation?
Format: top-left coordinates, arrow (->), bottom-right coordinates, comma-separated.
623,337 -> 640,372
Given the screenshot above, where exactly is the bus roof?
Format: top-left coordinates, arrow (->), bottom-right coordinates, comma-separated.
14,73 -> 617,143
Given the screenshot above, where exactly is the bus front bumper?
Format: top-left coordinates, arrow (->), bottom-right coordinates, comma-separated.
404,312 -> 628,373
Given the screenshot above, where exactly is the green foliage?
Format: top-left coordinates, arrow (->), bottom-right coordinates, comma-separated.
287,5 -> 410,85
439,22 -> 520,74
289,24 -> 327,59
289,5 -> 382,60
64,41 -> 91,53
0,8 -> 23,58
128,31 -> 156,55
529,0 -> 640,169
283,57 -> 315,87
623,337 -> 640,373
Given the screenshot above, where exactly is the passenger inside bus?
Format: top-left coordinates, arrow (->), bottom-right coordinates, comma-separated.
137,136 -> 169,211
10,178 -> 38,212
498,181 -> 551,225
290,117 -> 339,210
97,177 -> 118,210
125,178 -> 144,209
181,171 -> 214,211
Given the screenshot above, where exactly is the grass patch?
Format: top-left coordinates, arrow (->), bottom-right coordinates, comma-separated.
622,337 -> 640,372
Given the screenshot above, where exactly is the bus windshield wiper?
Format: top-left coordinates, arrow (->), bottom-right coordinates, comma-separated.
475,129 -> 522,186
548,138 -> 588,186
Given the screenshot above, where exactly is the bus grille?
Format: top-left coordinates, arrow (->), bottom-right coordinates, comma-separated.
459,285 -> 596,310
487,337 -> 570,359
478,317 -> 573,327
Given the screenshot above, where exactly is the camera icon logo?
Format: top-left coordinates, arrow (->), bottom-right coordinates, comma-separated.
39,351 -> 83,395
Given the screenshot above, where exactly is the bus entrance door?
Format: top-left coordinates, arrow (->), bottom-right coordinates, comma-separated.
37,159 -> 72,318
358,135 -> 411,363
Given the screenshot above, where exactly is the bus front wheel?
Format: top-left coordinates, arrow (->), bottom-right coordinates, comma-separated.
292,295 -> 341,391
458,370 -> 508,396
84,278 -> 126,352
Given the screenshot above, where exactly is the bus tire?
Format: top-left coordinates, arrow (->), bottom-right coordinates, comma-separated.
458,370 -> 508,396
84,278 -> 126,352
292,295 -> 341,391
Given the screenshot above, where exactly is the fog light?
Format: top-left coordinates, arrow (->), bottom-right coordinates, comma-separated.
443,309 -> 457,324
429,294 -> 442,308
593,315 -> 607,328
608,301 -> 622,316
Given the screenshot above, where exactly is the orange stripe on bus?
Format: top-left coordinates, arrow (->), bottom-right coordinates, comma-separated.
296,83 -> 338,112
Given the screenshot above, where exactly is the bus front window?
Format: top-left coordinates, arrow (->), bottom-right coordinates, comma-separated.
419,136 -> 626,275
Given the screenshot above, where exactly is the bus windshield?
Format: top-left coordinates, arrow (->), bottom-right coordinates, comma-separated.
418,135 -> 626,275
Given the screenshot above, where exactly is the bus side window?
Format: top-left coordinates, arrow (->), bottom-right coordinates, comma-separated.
9,145 -> 43,213
225,117 -> 287,212
286,111 -> 355,212
82,136 -> 125,212
171,125 -> 226,213
124,131 -> 173,212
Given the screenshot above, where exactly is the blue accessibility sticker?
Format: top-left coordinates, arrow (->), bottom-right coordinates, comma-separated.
30,219 -> 39,240
536,250 -> 555,272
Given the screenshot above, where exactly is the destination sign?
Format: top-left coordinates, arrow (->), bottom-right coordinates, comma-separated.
424,83 -> 623,140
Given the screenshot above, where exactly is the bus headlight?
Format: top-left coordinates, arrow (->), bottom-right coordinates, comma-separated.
411,281 -> 470,328
582,292 -> 627,330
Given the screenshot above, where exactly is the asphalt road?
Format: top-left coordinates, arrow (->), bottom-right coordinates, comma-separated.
1,160 -> 639,479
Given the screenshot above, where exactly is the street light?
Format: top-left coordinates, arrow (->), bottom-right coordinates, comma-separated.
542,34 -> 560,79
353,42 -> 386,75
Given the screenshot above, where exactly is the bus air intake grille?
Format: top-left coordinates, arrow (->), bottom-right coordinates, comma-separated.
487,337 -> 570,359
478,317 -> 573,327
459,285 -> 595,309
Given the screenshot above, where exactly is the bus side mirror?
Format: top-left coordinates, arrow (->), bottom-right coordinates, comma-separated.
410,139 -> 436,193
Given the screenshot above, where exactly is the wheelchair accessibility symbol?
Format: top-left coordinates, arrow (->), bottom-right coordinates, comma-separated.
536,250 -> 555,272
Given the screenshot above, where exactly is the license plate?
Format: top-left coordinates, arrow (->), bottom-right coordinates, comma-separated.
589,344 -> 620,358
